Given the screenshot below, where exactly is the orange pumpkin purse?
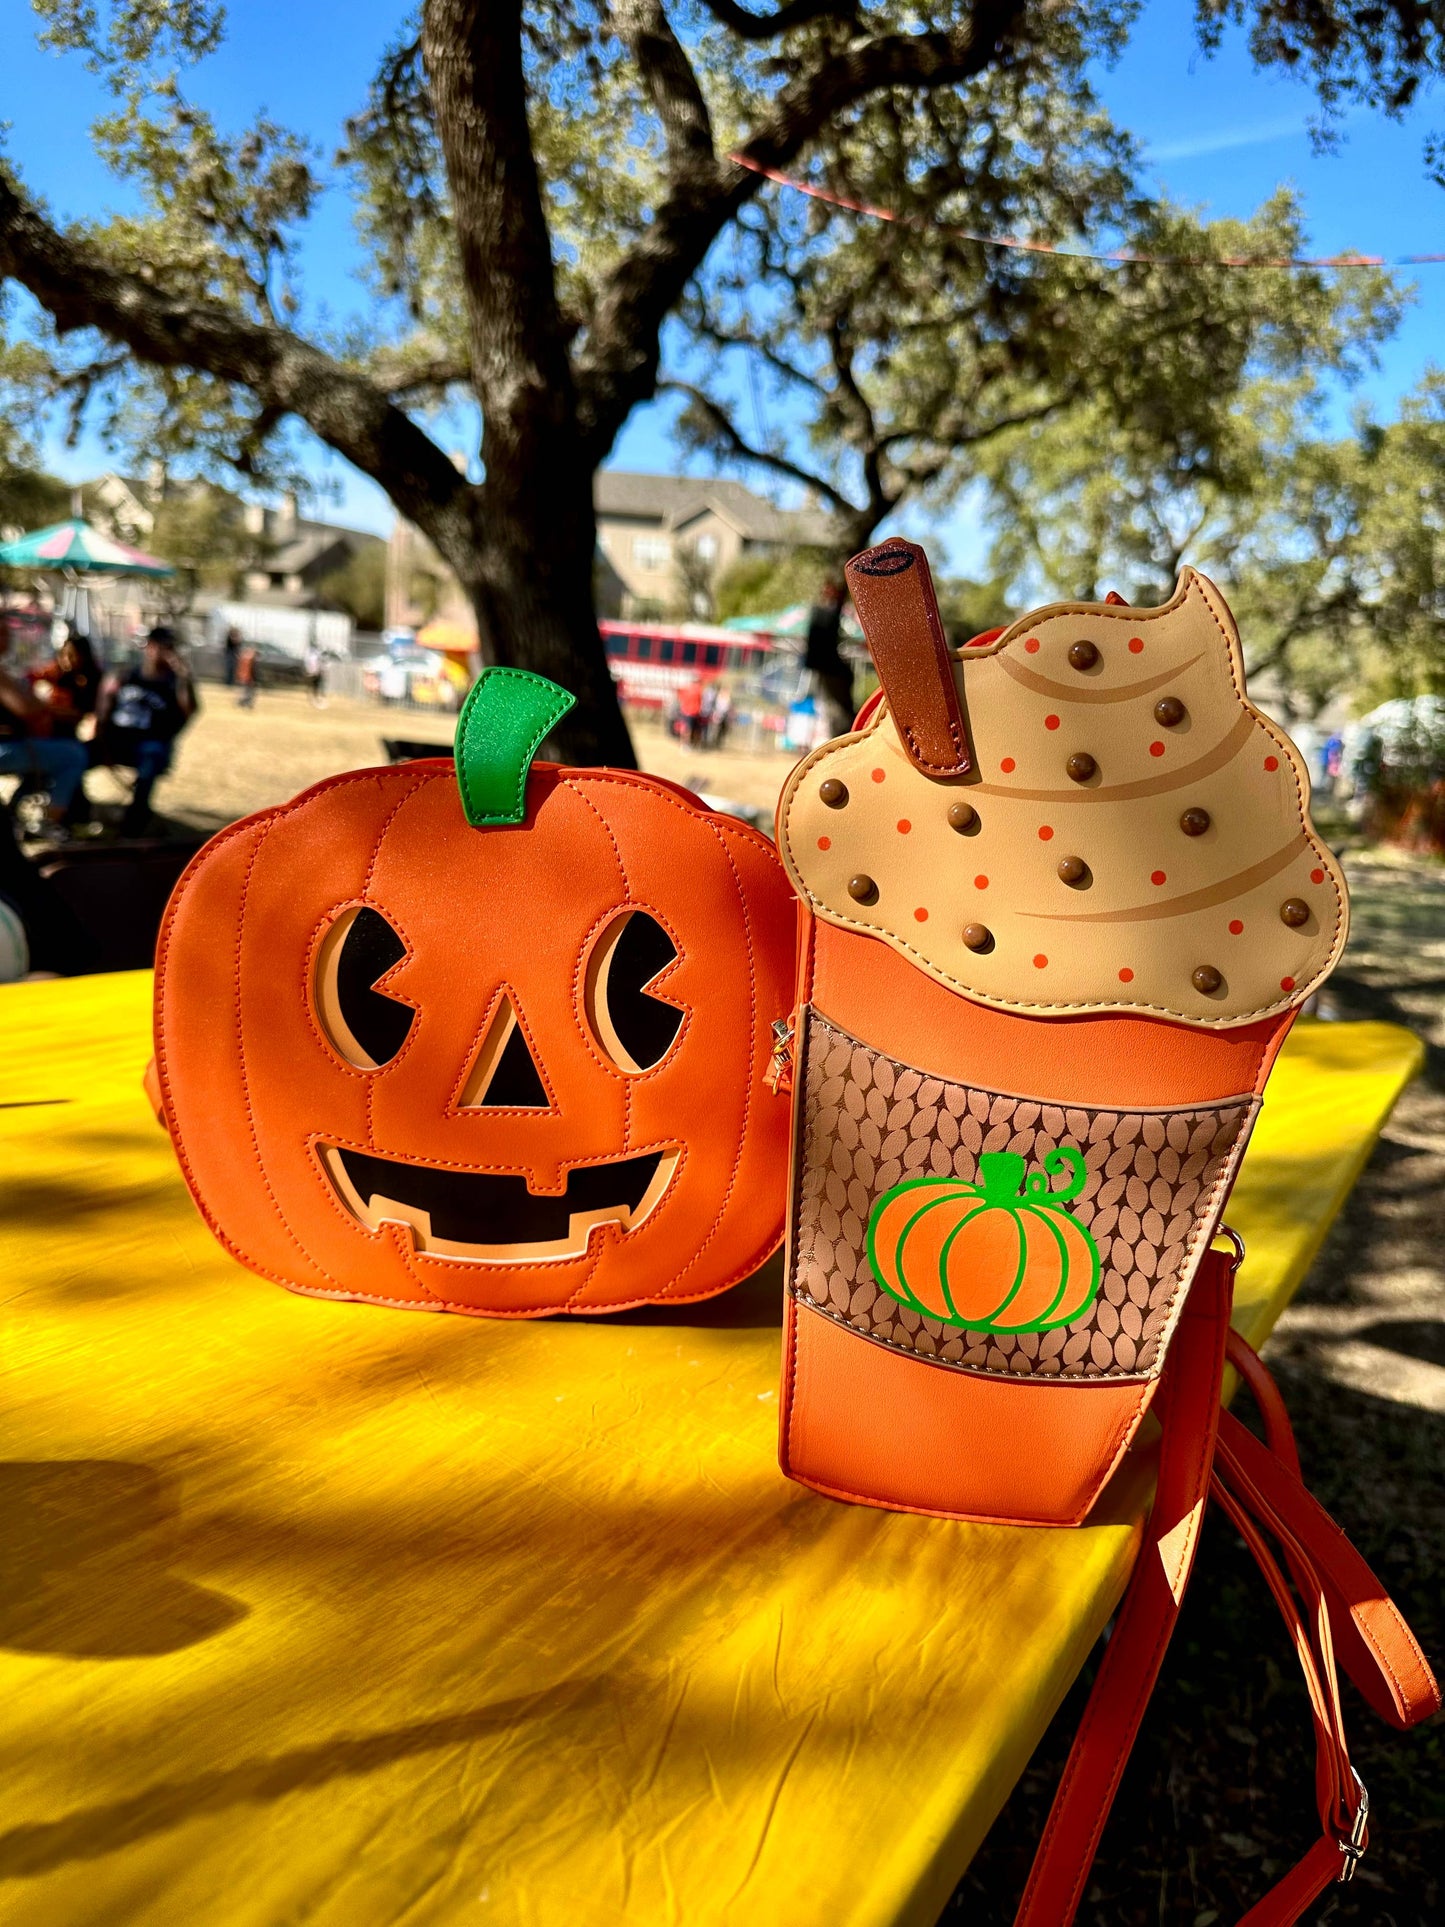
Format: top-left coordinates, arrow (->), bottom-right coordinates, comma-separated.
771,542 -> 1438,1924
151,668 -> 796,1316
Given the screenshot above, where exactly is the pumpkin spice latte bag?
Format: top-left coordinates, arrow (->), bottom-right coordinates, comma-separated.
773,540 -> 1348,1524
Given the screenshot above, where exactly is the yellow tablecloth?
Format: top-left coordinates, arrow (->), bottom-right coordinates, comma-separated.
0,972 -> 1422,1926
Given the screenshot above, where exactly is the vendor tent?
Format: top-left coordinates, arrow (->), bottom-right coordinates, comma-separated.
0,517 -> 174,577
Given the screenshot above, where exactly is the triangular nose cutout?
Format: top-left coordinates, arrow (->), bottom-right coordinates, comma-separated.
459,997 -> 550,1109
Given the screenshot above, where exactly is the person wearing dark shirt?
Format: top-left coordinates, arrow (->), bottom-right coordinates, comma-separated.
93,627 -> 197,838
0,616 -> 90,830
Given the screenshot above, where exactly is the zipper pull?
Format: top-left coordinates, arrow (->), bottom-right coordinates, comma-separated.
766,1015 -> 796,1096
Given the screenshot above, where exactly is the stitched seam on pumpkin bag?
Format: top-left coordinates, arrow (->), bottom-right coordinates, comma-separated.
233,822 -> 343,1289
561,788 -> 631,1312
564,786 -> 634,1173
153,816 -> 291,1277
155,767 -> 441,1288
357,778 -> 432,1147
657,816 -> 759,1299
777,589 -> 1346,1027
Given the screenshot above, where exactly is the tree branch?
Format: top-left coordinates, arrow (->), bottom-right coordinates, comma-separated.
574,0 -> 1030,463
372,351 -> 473,401
697,0 -> 857,40
0,164 -> 471,552
657,376 -> 854,512
611,3 -> 715,176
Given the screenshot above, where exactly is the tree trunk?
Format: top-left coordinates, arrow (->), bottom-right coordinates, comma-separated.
423,0 -> 636,769
466,463 -> 635,768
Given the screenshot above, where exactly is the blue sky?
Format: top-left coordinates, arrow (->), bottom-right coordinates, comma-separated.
2,2 -> 1442,558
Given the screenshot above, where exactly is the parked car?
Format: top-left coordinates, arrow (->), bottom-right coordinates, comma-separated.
248,641 -> 312,689
360,644 -> 463,710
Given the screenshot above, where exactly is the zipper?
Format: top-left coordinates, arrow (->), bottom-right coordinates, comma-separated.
765,1014 -> 796,1095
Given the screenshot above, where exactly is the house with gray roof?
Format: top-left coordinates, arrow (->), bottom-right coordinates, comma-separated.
594,471 -> 835,616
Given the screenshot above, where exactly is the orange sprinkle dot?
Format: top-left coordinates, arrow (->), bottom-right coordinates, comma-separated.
1128,637 -> 1144,654
1149,741 -> 1165,758
1280,976 -> 1296,992
1024,637 -> 1040,653
1310,867 -> 1324,884
1118,967 -> 1135,984
897,819 -> 912,834
1044,714 -> 1061,730
914,907 -> 929,923
817,836 -> 831,851
1151,870 -> 1167,886
1229,919 -> 1244,935
974,875 -> 989,890
1001,756 -> 1016,773
1038,825 -> 1054,841
871,767 -> 886,783
1264,755 -> 1279,772
1033,953 -> 1048,969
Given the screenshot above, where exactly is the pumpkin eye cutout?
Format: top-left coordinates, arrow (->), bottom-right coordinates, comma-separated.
584,910 -> 684,1074
314,905 -> 416,1070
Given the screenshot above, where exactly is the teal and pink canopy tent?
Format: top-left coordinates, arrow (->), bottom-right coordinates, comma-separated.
0,517 -> 174,577
0,517 -> 174,638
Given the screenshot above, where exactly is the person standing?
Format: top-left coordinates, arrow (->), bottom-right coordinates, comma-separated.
304,640 -> 327,708
0,616 -> 89,831
92,627 -> 197,838
222,625 -> 242,687
236,638 -> 258,709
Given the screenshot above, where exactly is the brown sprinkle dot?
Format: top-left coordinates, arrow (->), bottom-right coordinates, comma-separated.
1179,806 -> 1211,837
1057,855 -> 1088,885
819,777 -> 849,808
1153,695 -> 1186,727
1066,752 -> 1097,783
946,799 -> 977,832
1280,898 -> 1310,928
1192,965 -> 1223,995
1068,640 -> 1099,671
962,923 -> 994,953
847,874 -> 878,905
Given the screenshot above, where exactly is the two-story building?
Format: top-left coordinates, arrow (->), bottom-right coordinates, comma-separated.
594,471 -> 834,616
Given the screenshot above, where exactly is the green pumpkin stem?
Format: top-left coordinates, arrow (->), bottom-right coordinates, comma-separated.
454,666 -> 577,827
976,1150 -> 1027,1201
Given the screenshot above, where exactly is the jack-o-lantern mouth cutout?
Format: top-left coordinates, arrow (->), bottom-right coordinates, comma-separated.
318,1142 -> 680,1262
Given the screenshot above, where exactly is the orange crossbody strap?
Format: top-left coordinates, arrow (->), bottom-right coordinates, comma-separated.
1016,1273 -> 1440,1927
1014,1248 -> 1235,1927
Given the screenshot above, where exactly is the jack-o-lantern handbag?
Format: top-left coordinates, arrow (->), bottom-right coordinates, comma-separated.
772,541 -> 1439,1924
150,669 -> 796,1317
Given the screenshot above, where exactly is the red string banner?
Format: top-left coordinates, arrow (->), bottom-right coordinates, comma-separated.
729,154 -> 1445,269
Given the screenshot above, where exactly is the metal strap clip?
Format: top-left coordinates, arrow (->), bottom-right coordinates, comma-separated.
1338,1772 -> 1369,1883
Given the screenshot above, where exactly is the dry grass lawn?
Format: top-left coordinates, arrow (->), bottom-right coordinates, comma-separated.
134,687 -> 801,834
